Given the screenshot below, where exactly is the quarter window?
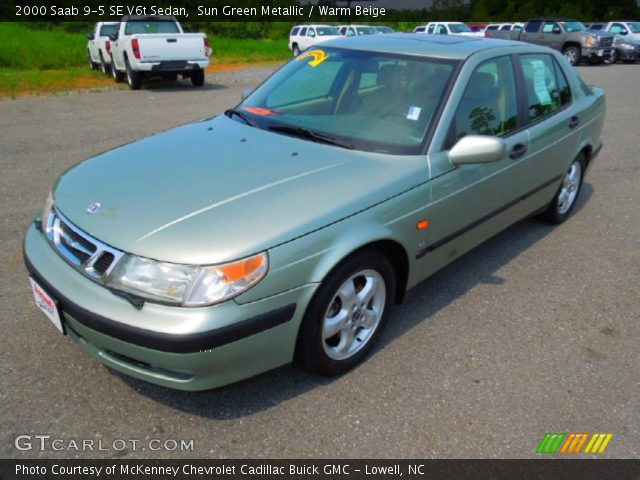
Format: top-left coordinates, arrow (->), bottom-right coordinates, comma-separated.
525,21 -> 542,33
291,27 -> 300,36
450,56 -> 518,142
519,54 -> 571,122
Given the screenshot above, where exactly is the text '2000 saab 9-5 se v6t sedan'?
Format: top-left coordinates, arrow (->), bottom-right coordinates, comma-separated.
24,35 -> 605,390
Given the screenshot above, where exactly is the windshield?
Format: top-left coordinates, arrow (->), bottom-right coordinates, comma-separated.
99,24 -> 117,37
316,27 -> 340,36
449,23 -> 472,33
124,21 -> 180,35
628,22 -> 640,33
562,21 -> 586,32
237,48 -> 457,155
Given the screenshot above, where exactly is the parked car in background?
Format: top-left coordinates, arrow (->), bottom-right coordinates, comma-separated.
414,22 -> 483,37
606,34 -> 640,63
87,22 -> 118,74
289,24 -> 341,56
25,34 -> 605,391
109,16 -> 210,90
373,25 -> 395,34
467,23 -> 487,33
484,22 -> 524,38
586,22 -> 605,31
602,21 -> 640,42
492,18 -> 614,65
339,25 -> 378,37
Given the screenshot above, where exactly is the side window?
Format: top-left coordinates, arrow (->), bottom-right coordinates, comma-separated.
542,22 -> 558,33
437,25 -> 447,35
348,27 -> 356,37
308,28 -> 316,38
450,56 -> 518,143
500,24 -> 511,31
291,27 -> 300,36
552,57 -> 572,106
610,23 -> 625,34
299,27 -> 307,36
525,21 -> 542,33
427,25 -> 434,34
519,54 -> 570,122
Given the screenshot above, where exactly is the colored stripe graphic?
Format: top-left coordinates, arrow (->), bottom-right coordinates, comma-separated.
536,433 -> 566,454
560,433 -> 589,453
584,433 -> 613,454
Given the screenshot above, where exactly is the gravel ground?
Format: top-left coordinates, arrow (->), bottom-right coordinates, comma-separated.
0,63 -> 638,459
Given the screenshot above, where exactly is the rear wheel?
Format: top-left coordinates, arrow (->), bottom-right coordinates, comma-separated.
296,250 -> 396,376
111,55 -> 124,83
540,155 -> 585,224
190,69 -> 205,87
99,52 -> 109,74
87,51 -> 96,70
125,58 -> 141,90
562,45 -> 580,66
292,44 -> 300,56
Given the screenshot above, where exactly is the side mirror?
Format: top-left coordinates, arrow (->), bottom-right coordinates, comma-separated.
448,135 -> 506,165
87,34 -> 94,40
552,26 -> 561,34
109,34 -> 117,41
620,29 -> 628,35
241,88 -> 253,100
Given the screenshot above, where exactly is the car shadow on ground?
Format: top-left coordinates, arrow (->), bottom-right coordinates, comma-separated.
134,80 -> 228,93
110,183 -> 594,419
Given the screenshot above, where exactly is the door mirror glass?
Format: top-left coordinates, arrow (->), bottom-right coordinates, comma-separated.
448,135 -> 505,165
552,26 -> 561,34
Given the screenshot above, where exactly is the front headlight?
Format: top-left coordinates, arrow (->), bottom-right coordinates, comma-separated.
40,191 -> 53,232
583,36 -> 596,47
106,252 -> 268,307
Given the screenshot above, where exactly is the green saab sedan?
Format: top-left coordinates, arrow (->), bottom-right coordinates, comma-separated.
24,35 -> 605,390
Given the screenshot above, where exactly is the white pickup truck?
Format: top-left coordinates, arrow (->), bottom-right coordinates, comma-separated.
87,22 -> 118,74
109,15 -> 211,90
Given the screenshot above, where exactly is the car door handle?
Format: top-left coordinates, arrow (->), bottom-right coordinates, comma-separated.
509,143 -> 528,160
569,116 -> 580,129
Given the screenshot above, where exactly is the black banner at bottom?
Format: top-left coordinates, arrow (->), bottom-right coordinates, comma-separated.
2,459 -> 640,480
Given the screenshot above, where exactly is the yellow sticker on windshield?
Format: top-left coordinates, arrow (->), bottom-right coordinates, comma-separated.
296,49 -> 329,67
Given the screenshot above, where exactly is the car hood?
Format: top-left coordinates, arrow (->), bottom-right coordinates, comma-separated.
53,115 -> 428,265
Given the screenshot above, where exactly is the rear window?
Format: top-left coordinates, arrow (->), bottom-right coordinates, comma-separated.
99,24 -> 117,37
525,21 -> 542,33
124,21 -> 180,35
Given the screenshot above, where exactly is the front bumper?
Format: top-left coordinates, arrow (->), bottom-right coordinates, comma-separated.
24,224 -> 315,390
582,46 -> 613,59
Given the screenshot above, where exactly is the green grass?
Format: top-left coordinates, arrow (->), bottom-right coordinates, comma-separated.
0,23 -> 289,96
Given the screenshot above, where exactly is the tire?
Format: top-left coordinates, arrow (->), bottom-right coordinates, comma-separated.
296,250 -> 396,376
99,52 -> 109,75
190,69 -> 205,87
562,46 -> 580,66
125,58 -> 141,90
87,51 -> 96,70
111,55 -> 124,83
609,50 -> 619,64
540,154 -> 586,224
292,44 -> 300,57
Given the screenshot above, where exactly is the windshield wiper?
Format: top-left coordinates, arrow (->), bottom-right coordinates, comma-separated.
268,125 -> 353,149
225,108 -> 258,127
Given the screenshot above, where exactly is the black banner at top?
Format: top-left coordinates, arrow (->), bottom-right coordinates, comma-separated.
2,1 -> 430,22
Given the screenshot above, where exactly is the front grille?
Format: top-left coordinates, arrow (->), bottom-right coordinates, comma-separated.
45,208 -> 124,280
598,36 -> 613,48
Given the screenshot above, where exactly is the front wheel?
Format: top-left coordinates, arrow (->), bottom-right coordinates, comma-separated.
296,250 -> 396,376
190,69 -> 205,87
292,44 -> 300,57
540,155 -> 585,224
562,46 -> 580,66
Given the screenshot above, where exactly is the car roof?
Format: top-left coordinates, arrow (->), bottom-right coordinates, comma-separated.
121,15 -> 178,22
528,18 -> 580,22
319,33 -> 535,60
